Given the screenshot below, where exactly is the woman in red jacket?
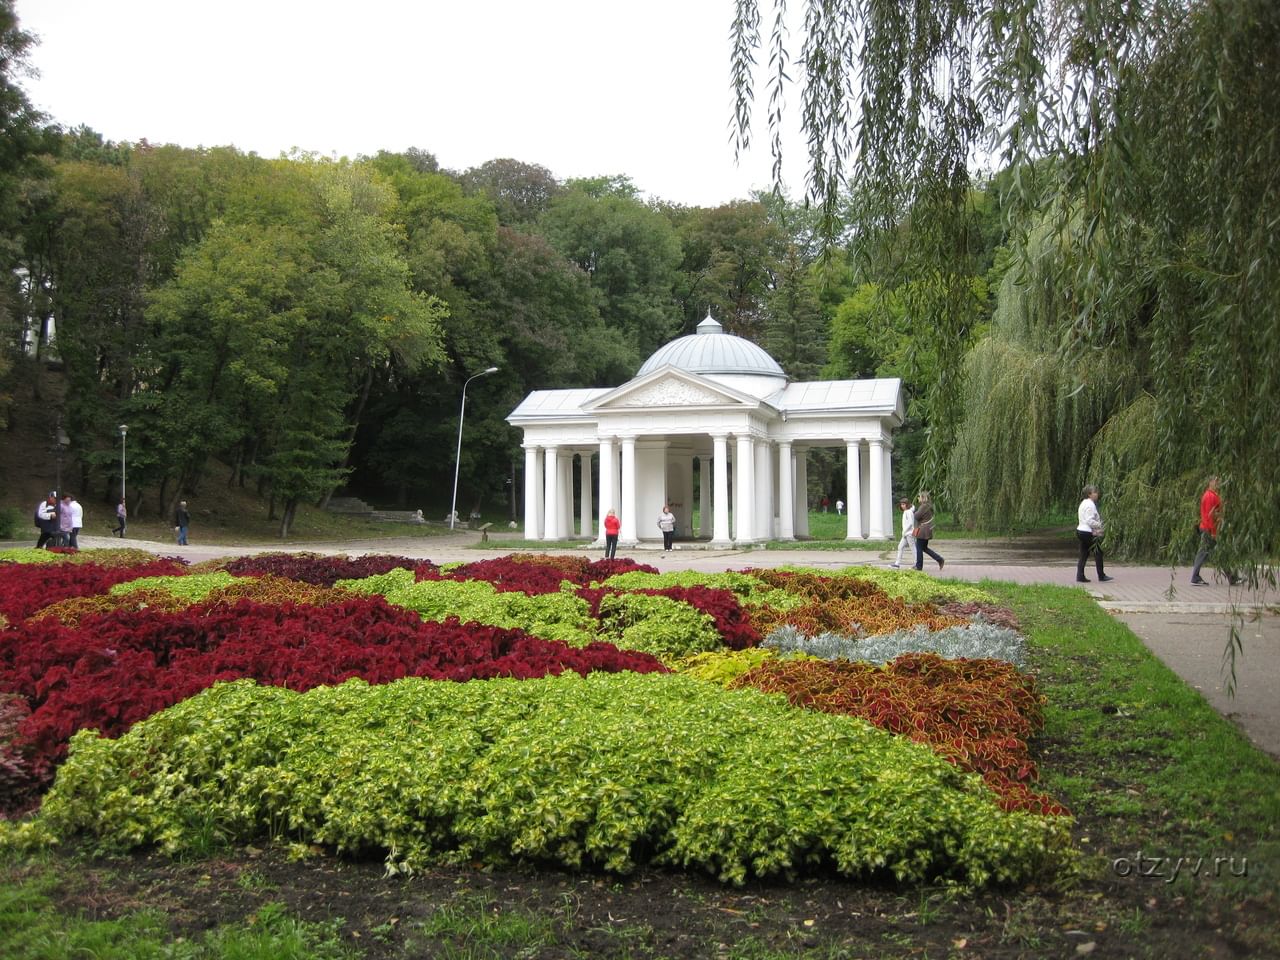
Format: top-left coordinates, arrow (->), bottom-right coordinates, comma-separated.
603,508 -> 620,559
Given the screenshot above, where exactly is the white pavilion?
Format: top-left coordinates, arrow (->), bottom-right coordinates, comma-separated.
506,314 -> 904,547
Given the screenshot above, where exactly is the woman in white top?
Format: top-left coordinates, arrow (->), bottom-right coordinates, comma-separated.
891,498 -> 915,568
1075,485 -> 1113,583
657,505 -> 676,553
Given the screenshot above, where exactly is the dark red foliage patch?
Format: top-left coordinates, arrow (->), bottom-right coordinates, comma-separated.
0,560 -> 188,623
447,556 -> 575,594
584,558 -> 659,580
0,596 -> 667,809
448,555 -> 658,594
220,552 -> 438,586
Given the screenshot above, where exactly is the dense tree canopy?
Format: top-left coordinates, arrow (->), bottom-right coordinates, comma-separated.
2,0 -> 1273,576
733,0 -> 1279,573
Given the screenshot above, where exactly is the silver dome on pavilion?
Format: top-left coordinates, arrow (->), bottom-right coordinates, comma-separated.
636,314 -> 787,395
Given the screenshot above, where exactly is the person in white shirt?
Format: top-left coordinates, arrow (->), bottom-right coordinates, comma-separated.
1075,485 -> 1113,583
835,499 -> 844,516
891,498 -> 915,568
65,495 -> 84,549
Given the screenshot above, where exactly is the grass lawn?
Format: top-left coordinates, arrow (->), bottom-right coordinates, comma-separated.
1,577 -> 1277,958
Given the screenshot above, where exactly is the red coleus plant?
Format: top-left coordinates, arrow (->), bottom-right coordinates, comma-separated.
447,555 -> 658,594
0,559 -> 188,623
0,595 -> 667,809
731,653 -> 1067,816
220,552 -> 439,586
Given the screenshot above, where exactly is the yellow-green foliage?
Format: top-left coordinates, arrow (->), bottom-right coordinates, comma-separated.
673,648 -> 817,685
0,547 -> 177,568
109,571 -> 241,602
595,593 -> 723,662
18,675 -> 1074,886
356,577 -> 598,648
336,567 -> 416,596
602,569 -> 800,610
0,548 -> 62,564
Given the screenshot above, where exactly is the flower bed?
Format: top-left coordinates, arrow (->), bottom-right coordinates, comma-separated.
0,548 -> 1069,884
20,674 -> 1073,886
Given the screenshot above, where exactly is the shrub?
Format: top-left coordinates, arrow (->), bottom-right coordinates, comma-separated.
732,655 -> 1065,816
763,622 -> 1029,667
595,593 -> 723,661
0,596 -> 664,807
23,674 -> 1074,887
369,578 -> 599,648
0,559 -> 187,622
751,594 -> 968,639
33,589 -> 191,626
202,575 -> 353,608
109,571 -> 241,602
221,552 -> 438,586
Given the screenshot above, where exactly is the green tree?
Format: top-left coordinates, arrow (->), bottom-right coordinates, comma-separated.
731,0 -> 1280,576
539,178 -> 682,359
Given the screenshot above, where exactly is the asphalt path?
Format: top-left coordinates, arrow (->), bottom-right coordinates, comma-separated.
64,529 -> 1280,760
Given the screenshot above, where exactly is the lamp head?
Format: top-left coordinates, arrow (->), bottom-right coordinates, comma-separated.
118,424 -> 128,437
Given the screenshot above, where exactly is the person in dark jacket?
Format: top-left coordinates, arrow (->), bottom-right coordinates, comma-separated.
912,491 -> 945,572
174,500 -> 190,546
34,494 -> 58,549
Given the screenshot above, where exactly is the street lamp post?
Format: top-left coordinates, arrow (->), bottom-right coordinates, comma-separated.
118,424 -> 128,504
450,366 -> 499,531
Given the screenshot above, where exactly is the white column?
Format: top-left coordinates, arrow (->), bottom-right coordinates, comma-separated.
846,440 -> 863,540
579,453 -> 593,539
596,437 -> 615,545
882,441 -> 894,536
619,436 -> 638,543
755,439 -> 772,540
558,455 -> 573,538
698,457 -> 710,537
795,449 -> 809,537
543,445 -> 560,541
712,435 -> 731,544
778,440 -> 794,540
523,445 -> 541,540
868,439 -> 886,539
735,434 -> 755,542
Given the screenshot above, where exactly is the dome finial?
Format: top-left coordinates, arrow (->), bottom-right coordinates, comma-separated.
697,311 -> 723,335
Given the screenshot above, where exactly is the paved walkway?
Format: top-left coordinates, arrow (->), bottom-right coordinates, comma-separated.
65,532 -> 1280,760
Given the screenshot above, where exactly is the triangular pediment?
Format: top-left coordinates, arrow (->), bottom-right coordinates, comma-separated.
586,366 -> 761,412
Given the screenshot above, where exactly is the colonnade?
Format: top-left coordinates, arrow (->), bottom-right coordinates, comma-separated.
521,433 -> 894,545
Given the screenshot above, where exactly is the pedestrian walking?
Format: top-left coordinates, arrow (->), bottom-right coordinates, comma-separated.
174,500 -> 190,546
657,504 -> 676,553
113,498 -> 127,537
603,508 -> 620,559
836,499 -> 844,516
912,491 -> 945,571
891,497 -> 915,568
1190,476 -> 1240,585
1075,484 -> 1113,583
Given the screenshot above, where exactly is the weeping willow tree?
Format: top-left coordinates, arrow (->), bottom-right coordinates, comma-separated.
731,0 -> 1280,573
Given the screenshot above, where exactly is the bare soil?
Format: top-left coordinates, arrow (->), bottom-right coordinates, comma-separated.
28,794 -> 1276,960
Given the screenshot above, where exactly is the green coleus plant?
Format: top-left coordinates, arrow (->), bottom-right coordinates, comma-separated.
15,673 -> 1074,887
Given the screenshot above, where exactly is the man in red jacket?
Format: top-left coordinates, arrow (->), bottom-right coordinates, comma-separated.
1190,476 -> 1240,585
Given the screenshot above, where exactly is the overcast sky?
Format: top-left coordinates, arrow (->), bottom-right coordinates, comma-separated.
18,0 -> 811,208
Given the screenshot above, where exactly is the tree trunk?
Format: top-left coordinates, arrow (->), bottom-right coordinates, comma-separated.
320,368 -> 373,510
279,498 -> 298,539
